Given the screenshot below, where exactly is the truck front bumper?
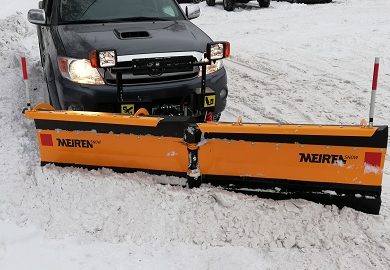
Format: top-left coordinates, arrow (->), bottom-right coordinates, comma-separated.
56,68 -> 228,115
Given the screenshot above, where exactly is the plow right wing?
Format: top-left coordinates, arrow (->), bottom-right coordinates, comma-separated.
198,123 -> 388,214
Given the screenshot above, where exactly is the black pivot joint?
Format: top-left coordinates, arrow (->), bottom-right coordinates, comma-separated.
184,124 -> 202,188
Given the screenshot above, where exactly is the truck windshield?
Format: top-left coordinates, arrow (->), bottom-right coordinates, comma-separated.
59,0 -> 185,23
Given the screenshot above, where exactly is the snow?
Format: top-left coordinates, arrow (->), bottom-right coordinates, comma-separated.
0,0 -> 390,269
0,221 -> 267,270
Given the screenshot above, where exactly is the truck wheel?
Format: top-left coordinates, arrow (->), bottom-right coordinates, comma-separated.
206,0 -> 216,6
223,0 -> 235,11
258,0 -> 270,8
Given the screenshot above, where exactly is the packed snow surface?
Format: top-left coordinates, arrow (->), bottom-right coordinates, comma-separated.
0,0 -> 389,269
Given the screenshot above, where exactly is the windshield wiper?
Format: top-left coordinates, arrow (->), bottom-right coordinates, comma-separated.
80,0 -> 99,19
60,19 -> 109,25
61,17 -> 170,25
104,17 -> 170,22
119,17 -> 170,22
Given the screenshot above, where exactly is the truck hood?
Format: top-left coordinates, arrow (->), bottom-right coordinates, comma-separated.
56,20 -> 212,59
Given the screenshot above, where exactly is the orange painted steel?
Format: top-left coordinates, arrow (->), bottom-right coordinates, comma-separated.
198,122 -> 378,137
199,140 -> 385,187
26,105 -> 387,189
197,122 -> 387,187
25,104 -> 161,127
37,130 -> 188,173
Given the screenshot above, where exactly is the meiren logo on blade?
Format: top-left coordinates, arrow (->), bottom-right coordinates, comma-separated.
299,153 -> 358,164
57,138 -> 101,149
39,134 -> 100,149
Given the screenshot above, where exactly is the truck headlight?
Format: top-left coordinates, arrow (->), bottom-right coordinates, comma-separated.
199,59 -> 223,76
58,57 -> 105,85
207,42 -> 230,61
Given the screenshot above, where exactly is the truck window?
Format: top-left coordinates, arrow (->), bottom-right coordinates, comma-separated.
59,0 -> 185,23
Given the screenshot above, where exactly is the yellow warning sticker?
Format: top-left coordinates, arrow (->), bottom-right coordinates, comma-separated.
121,104 -> 135,115
204,95 -> 216,108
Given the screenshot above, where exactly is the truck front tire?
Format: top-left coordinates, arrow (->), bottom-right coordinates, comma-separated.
206,0 -> 216,6
223,0 -> 235,11
258,0 -> 271,8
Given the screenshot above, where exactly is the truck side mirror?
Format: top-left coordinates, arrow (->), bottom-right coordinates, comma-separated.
185,5 -> 200,20
28,9 -> 46,25
206,42 -> 231,61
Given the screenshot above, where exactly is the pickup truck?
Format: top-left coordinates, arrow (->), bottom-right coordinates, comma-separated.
27,0 -> 228,121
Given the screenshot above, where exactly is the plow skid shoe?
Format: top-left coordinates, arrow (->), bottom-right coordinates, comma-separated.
25,105 -> 388,214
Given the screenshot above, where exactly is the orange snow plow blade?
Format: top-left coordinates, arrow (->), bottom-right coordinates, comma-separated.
25,105 -> 189,175
25,105 -> 388,214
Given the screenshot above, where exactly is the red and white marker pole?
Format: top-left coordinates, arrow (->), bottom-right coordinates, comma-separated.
369,57 -> 380,127
21,56 -> 31,110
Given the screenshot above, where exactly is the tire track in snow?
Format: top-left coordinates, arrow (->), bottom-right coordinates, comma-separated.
224,51 -> 387,128
223,55 -> 315,124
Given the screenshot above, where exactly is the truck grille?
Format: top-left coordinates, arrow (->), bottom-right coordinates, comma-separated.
106,55 -> 199,84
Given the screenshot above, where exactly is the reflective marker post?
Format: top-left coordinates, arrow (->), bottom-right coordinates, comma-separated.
369,57 -> 380,127
21,56 -> 31,110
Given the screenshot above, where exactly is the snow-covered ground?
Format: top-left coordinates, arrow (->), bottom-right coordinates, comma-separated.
0,0 -> 389,269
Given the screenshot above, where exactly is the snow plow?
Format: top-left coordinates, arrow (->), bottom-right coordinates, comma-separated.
24,44 -> 388,214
